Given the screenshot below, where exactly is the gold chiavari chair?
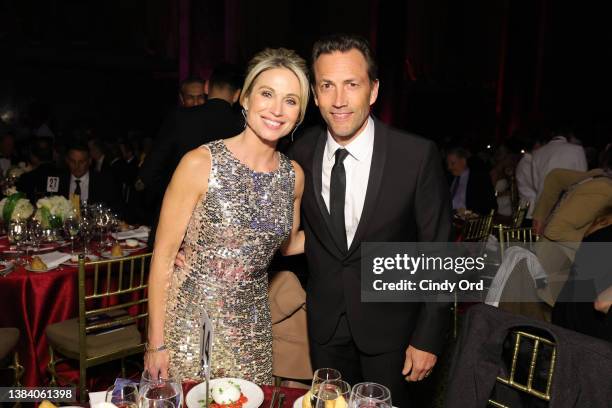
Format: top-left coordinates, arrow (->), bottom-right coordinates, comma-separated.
510,201 -> 529,229
461,209 -> 496,242
488,330 -> 556,407
46,252 -> 152,401
0,328 -> 24,393
496,225 -> 540,261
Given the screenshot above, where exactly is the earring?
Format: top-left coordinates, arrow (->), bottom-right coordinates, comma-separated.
241,108 -> 248,129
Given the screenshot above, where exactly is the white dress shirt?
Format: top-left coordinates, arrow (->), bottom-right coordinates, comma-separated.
531,136 -> 587,201
70,171 -> 90,202
322,117 -> 375,248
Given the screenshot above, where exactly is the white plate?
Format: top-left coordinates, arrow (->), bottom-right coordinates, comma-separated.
24,265 -> 57,273
186,378 -> 264,408
62,254 -> 100,266
294,395 -> 305,408
121,241 -> 147,252
100,250 -> 128,259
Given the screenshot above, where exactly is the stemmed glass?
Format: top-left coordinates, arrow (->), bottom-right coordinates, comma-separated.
80,215 -> 95,256
28,218 -> 43,254
139,370 -> 183,408
314,379 -> 351,408
105,383 -> 139,408
310,368 -> 342,408
348,383 -> 392,408
7,218 -> 26,264
63,211 -> 81,255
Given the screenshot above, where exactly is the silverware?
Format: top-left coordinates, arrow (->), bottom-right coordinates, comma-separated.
277,393 -> 285,408
269,387 -> 279,408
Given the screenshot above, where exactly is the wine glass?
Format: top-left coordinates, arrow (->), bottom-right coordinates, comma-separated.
7,218 -> 26,264
139,371 -> 182,408
63,212 -> 81,255
105,383 -> 139,408
28,218 -> 43,254
80,215 -> 95,256
314,379 -> 351,408
310,368 -> 342,407
348,383 -> 392,408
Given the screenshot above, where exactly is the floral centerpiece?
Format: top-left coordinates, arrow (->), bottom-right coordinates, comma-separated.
0,192 -> 34,222
34,196 -> 75,228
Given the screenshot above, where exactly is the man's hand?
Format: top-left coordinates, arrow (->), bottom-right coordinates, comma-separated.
402,345 -> 437,382
175,250 -> 186,268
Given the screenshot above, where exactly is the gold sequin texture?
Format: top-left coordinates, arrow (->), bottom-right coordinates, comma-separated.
164,140 -> 295,384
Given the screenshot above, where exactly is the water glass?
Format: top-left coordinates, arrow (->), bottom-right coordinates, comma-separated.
105,383 -> 139,408
139,371 -> 182,408
314,379 -> 351,408
63,213 -> 81,255
348,383 -> 392,408
310,368 -> 342,407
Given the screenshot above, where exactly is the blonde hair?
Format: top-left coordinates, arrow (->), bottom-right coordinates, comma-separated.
240,48 -> 310,125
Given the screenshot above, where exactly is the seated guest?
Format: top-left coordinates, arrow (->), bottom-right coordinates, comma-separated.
58,143 -> 123,213
88,138 -> 109,174
553,209 -> 612,342
447,146 -> 497,215
533,145 -> 612,308
16,137 -> 62,201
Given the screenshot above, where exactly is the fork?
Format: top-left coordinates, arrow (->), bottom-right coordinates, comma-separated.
276,393 -> 285,408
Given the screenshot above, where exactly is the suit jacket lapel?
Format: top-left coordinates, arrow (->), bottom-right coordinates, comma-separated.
312,130 -> 347,256
347,119 -> 387,257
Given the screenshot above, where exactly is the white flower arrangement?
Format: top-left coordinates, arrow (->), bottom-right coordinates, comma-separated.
35,195 -> 74,227
0,193 -> 34,221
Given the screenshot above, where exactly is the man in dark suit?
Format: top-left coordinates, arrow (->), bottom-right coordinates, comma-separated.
58,143 -> 122,213
290,34 -> 451,407
446,146 -> 496,215
138,63 -> 244,243
16,137 -> 62,202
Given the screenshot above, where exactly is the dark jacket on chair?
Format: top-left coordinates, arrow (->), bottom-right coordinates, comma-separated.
445,304 -> 612,408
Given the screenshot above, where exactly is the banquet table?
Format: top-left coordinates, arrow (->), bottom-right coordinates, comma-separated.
0,236 -> 149,387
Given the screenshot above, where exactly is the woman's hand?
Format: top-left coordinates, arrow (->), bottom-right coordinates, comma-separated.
144,349 -> 170,380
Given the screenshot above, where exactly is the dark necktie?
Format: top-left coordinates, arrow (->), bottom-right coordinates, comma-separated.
330,148 -> 349,250
450,176 -> 459,198
74,179 -> 81,196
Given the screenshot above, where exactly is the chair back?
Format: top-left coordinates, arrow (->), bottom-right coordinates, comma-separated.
77,252 -> 152,366
461,209 -> 496,242
511,200 -> 530,228
488,329 -> 556,406
496,225 -> 540,260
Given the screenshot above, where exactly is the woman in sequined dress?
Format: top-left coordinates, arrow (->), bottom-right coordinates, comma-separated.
145,48 -> 309,384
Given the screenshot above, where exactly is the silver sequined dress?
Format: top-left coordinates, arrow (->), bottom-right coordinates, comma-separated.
164,140 -> 295,384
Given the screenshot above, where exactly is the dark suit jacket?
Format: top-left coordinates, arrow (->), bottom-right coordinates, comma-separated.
139,99 -> 243,195
290,118 -> 452,355
445,304 -> 612,408
58,171 -> 123,214
465,168 -> 496,215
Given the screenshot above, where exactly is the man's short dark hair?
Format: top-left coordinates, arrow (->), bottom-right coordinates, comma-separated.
31,137 -> 54,162
311,34 -> 378,82
209,63 -> 243,92
67,142 -> 90,156
179,76 -> 205,91
447,146 -> 470,159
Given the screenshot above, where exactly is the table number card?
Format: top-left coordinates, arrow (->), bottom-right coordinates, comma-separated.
200,309 -> 213,407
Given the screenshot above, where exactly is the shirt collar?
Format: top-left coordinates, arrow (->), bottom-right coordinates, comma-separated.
71,171 -> 90,184
325,116 -> 375,162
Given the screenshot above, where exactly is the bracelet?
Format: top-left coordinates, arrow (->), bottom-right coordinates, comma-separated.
145,343 -> 168,353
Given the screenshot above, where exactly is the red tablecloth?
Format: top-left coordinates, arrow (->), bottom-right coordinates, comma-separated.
0,237 -> 148,387
183,381 -> 307,408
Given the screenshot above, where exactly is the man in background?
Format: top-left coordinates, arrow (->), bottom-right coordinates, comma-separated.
178,77 -> 206,108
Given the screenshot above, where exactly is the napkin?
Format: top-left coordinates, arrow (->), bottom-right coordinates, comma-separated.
38,251 -> 72,269
112,226 -> 150,240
